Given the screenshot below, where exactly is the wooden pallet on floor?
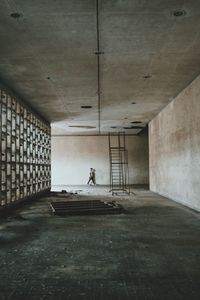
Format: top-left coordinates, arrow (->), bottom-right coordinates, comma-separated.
50,200 -> 123,216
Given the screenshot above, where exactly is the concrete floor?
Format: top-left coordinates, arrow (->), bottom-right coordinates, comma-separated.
0,186 -> 199,300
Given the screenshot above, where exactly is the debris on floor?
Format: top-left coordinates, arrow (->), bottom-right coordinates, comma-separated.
50,200 -> 123,216
50,191 -> 78,198
61,190 -> 67,193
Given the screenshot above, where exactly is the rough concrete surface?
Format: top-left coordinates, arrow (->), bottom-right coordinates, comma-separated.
0,186 -> 199,300
1,1 -> 200,134
149,74 -> 200,211
51,135 -> 149,185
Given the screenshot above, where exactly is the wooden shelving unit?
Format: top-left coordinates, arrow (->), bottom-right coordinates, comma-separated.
0,87 -> 51,208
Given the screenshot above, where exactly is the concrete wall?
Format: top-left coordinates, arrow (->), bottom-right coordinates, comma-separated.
149,75 -> 200,212
52,135 -> 149,185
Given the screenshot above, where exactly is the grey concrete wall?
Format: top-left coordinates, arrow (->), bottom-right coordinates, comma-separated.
52,135 -> 149,185
149,75 -> 200,212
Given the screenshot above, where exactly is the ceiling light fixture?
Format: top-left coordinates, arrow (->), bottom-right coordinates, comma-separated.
10,12 -> 22,18
173,10 -> 186,17
81,105 -> 92,109
143,75 -> 151,79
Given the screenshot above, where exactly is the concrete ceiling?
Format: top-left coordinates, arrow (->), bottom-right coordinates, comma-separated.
0,0 -> 200,135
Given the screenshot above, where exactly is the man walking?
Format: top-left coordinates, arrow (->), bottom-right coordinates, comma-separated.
87,168 -> 96,185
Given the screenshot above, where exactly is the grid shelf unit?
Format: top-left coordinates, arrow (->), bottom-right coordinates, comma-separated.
0,87 -> 51,208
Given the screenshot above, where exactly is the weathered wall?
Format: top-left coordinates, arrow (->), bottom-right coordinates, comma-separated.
52,135 -> 149,185
149,75 -> 200,211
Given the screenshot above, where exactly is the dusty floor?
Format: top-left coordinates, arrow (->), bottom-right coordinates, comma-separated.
0,186 -> 200,300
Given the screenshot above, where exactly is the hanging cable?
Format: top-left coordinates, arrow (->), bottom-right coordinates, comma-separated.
95,0 -> 103,135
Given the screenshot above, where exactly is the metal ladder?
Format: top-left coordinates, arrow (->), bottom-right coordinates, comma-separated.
108,132 -> 130,195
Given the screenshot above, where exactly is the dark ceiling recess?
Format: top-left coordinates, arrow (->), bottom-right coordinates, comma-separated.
94,51 -> 104,55
144,75 -> 151,79
81,106 -> 92,109
110,126 -> 117,128
173,10 -> 186,17
130,121 -> 142,124
131,102 -> 136,104
10,12 -> 22,18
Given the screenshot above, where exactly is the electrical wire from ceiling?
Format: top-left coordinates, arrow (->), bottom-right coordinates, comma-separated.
95,0 -> 103,135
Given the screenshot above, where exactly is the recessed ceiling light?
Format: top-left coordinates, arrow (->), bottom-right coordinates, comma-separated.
10,12 -> 22,18
81,106 -> 92,109
173,10 -> 186,17
143,75 -> 151,79
131,102 -> 136,104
